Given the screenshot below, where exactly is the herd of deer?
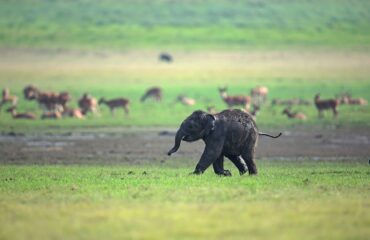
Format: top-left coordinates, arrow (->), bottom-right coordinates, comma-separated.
0,85 -> 367,121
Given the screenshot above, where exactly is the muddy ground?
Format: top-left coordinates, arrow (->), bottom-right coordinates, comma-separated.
0,126 -> 369,165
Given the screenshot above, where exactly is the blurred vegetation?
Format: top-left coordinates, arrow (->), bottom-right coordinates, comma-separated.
0,0 -> 369,49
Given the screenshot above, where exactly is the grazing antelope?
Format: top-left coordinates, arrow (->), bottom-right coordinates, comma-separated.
282,108 -> 307,120
78,93 -> 99,116
314,94 -> 339,118
6,106 -> 36,120
99,97 -> 130,116
23,85 -> 71,111
251,86 -> 268,105
176,95 -> 196,106
0,88 -> 18,111
218,87 -> 251,110
140,87 -> 162,102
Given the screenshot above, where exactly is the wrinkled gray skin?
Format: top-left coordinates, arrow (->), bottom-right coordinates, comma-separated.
168,109 -> 263,176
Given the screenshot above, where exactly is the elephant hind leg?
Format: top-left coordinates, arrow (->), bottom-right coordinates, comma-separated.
226,155 -> 248,176
241,134 -> 258,175
213,155 -> 232,176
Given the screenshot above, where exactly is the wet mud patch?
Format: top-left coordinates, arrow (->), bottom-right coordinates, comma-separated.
0,127 -> 369,165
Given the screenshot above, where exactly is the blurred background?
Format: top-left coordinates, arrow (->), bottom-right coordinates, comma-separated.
0,0 -> 369,130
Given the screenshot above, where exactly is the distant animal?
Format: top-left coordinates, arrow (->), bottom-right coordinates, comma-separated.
159,53 -> 173,63
78,93 -> 99,115
176,95 -> 196,106
140,87 -> 162,102
23,85 -> 71,111
251,86 -> 268,105
167,109 -> 282,176
339,96 -> 368,105
314,94 -> 339,118
41,111 -> 62,120
346,97 -> 368,105
62,107 -> 85,119
282,108 -> 307,120
250,105 -> 260,117
6,106 -> 36,120
0,88 -> 18,111
98,97 -> 130,116
218,87 -> 251,110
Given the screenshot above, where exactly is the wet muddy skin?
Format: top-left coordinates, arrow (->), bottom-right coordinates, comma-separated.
0,127 -> 369,165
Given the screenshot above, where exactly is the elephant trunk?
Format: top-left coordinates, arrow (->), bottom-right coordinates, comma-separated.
167,128 -> 185,156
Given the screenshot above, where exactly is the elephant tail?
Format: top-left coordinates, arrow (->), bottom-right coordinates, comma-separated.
258,132 -> 282,138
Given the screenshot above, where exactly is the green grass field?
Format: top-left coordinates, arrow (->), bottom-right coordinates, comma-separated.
0,0 -> 370,49
0,161 -> 369,239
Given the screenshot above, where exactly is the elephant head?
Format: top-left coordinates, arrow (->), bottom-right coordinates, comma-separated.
167,110 -> 216,156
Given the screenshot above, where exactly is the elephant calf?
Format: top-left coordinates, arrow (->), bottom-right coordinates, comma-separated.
167,109 -> 281,176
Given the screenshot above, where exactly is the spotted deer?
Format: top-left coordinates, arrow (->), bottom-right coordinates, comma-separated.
251,86 -> 268,105
176,95 -> 196,106
6,106 -> 36,120
314,94 -> 339,118
78,93 -> 99,116
140,87 -> 162,102
0,88 -> 18,111
99,97 -> 130,116
218,87 -> 251,110
282,108 -> 307,120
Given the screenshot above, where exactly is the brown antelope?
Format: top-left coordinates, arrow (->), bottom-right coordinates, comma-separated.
314,94 -> 339,118
23,85 -> 71,111
176,95 -> 196,106
218,87 -> 251,110
0,88 -> 18,111
339,96 -> 368,105
282,108 -> 307,120
6,106 -> 36,120
62,107 -> 85,119
250,105 -> 260,117
99,97 -> 130,116
78,93 -> 99,115
140,87 -> 162,102
251,86 -> 268,105
347,97 -> 368,105
41,111 -> 62,120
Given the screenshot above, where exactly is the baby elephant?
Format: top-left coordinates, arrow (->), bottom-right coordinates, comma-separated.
167,109 -> 281,176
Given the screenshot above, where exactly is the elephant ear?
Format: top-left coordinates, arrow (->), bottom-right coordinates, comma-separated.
204,114 -> 216,136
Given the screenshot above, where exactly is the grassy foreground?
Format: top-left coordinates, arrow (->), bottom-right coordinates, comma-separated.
0,161 -> 369,239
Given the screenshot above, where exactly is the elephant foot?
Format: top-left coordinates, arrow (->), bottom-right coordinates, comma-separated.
191,168 -> 204,175
216,170 -> 232,177
239,170 -> 248,176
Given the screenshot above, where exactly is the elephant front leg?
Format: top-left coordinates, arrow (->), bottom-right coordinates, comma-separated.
193,140 -> 224,175
213,155 -> 232,176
